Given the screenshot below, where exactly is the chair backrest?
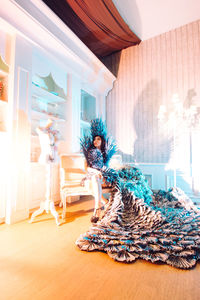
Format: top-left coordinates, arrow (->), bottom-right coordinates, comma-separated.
60,154 -> 86,186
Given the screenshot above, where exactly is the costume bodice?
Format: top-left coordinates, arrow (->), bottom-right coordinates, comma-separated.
37,127 -> 56,163
87,148 -> 104,170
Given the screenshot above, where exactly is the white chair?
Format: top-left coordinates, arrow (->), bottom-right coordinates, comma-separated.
59,154 -> 122,219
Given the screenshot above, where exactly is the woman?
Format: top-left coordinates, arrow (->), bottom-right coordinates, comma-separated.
85,133 -> 119,222
77,118 -> 200,269
85,135 -> 108,222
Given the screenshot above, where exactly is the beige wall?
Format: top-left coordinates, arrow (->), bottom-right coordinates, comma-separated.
106,20 -> 200,164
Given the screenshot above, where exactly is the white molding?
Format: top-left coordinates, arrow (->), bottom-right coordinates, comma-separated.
1,0 -> 116,95
6,209 -> 29,225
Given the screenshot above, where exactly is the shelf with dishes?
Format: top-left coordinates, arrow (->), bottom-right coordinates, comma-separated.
31,96 -> 66,121
32,72 -> 67,103
31,101 -> 66,136
32,83 -> 67,104
31,109 -> 65,122
31,72 -> 67,118
31,96 -> 67,137
0,56 -> 9,103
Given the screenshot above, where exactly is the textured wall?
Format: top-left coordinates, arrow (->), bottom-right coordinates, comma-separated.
106,20 -> 200,164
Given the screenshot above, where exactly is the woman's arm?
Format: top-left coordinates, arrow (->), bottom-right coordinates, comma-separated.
87,167 -> 102,178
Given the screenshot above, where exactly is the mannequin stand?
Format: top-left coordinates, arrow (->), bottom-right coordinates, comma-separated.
30,163 -> 60,226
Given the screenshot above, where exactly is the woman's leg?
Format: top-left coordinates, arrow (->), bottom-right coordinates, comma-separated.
91,174 -> 102,222
91,174 -> 102,209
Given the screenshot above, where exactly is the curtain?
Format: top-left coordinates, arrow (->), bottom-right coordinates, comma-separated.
42,0 -> 140,57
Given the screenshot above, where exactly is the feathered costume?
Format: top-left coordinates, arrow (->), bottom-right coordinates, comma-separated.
76,119 -> 200,269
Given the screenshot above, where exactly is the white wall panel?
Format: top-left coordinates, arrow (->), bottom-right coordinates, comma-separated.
107,20 -> 200,165
106,20 -> 200,198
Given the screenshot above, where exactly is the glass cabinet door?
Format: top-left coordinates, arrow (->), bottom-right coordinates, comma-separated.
80,89 -> 96,137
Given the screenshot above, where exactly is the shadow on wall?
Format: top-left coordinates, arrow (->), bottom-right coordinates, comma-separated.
100,50 -> 122,77
158,88 -> 200,197
115,83 -> 199,167
108,79 -> 199,197
133,84 -> 199,196
133,80 -> 172,164
117,149 -> 136,164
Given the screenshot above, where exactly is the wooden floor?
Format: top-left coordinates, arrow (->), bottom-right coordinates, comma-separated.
1,198 -> 200,300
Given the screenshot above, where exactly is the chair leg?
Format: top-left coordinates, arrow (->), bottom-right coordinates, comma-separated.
61,192 -> 67,219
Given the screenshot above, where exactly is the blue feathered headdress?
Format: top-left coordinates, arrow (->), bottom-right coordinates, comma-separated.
90,118 -> 107,140
80,118 -> 117,167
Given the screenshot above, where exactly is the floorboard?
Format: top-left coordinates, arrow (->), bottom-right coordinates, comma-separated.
0,198 -> 200,300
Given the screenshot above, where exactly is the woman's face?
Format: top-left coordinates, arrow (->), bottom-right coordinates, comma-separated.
93,136 -> 102,149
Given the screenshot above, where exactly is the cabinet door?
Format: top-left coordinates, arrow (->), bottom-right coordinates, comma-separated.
0,133 -> 8,222
29,164 -> 46,210
29,163 -> 60,210
81,89 -> 96,122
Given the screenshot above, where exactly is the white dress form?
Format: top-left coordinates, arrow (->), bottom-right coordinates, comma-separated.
30,122 -> 60,225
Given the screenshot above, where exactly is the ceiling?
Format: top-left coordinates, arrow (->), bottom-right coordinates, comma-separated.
113,0 -> 200,41
42,0 -> 200,60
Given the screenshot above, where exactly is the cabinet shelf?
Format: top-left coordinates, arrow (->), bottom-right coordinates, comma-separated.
32,83 -> 67,104
31,109 -> 65,122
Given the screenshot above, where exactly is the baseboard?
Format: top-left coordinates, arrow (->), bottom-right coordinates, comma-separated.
6,209 -> 29,225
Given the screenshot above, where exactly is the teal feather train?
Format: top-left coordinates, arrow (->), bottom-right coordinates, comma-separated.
77,118 -> 200,270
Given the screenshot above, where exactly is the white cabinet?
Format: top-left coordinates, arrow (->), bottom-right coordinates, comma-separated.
29,163 -> 60,210
0,132 -> 8,223
0,55 -> 9,132
0,45 -> 10,222
1,0 -> 115,223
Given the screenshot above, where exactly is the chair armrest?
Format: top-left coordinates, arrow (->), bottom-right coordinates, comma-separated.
63,168 -> 86,174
